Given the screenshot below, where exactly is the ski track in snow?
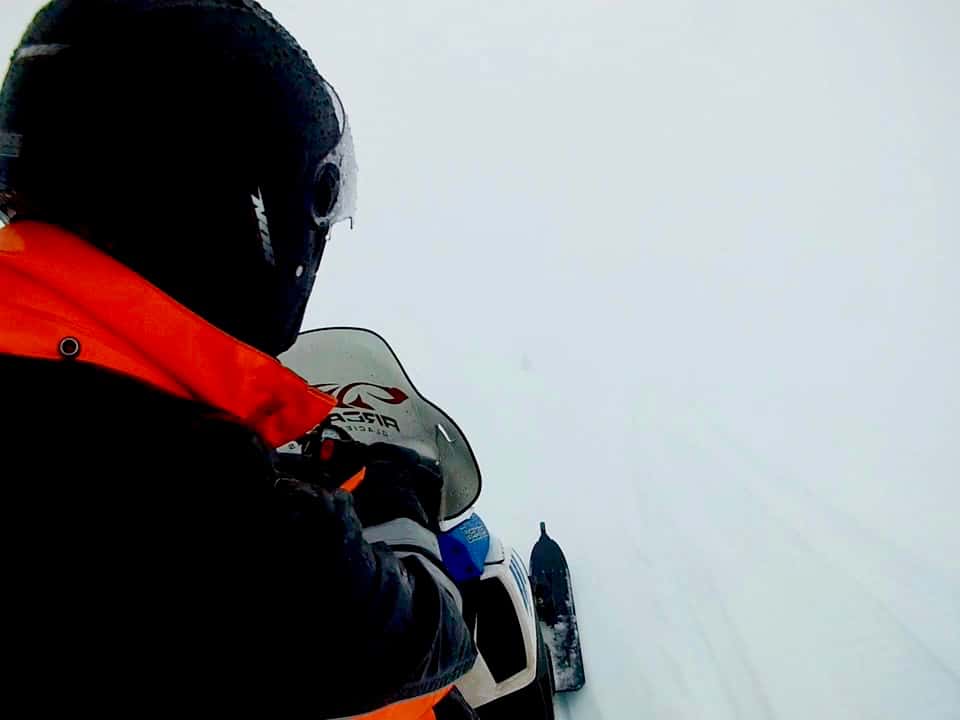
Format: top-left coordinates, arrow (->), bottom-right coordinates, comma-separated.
773,488 -> 959,681
686,562 -> 777,720
554,423 -> 960,720
757,487 -> 960,686
624,476 -> 777,720
701,426 -> 960,688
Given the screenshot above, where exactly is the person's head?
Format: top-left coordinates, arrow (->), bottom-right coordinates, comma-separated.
0,0 -> 356,355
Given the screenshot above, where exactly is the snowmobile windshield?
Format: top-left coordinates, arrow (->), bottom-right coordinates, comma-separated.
278,327 -> 482,520
316,79 -> 358,231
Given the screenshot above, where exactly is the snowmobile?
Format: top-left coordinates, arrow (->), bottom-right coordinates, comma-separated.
277,327 -> 586,718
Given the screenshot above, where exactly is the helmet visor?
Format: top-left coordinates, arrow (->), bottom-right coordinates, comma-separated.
313,79 -> 358,232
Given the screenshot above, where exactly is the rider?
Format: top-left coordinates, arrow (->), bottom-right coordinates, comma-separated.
0,2 -> 476,717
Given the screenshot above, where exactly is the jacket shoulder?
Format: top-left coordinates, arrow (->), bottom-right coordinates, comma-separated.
0,355 -> 273,483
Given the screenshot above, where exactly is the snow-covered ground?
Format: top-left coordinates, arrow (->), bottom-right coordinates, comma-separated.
3,2 -> 958,717
450,342 -> 959,719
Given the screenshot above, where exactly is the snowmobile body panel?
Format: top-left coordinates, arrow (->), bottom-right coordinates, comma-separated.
455,535 -> 541,709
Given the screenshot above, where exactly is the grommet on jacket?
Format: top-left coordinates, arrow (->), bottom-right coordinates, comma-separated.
58,336 -> 80,359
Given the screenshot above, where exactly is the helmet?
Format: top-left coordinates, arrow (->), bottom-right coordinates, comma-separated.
0,0 -> 357,355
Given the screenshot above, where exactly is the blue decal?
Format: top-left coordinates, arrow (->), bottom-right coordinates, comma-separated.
510,553 -> 531,612
439,513 -> 491,583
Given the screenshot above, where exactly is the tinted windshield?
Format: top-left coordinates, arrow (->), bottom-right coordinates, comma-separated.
280,327 -> 482,519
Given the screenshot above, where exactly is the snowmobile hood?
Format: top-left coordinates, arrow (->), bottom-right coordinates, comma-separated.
0,221 -> 335,446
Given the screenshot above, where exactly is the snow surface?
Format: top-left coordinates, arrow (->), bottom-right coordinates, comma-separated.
4,2 -> 958,718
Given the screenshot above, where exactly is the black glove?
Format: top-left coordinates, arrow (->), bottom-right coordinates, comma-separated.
434,687 -> 480,719
351,443 -> 443,532
263,475 -> 477,717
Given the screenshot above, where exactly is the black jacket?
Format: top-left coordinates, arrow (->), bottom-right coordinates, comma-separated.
1,356 -> 476,716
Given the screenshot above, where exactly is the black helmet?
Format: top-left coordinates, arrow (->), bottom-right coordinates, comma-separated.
0,0 -> 357,355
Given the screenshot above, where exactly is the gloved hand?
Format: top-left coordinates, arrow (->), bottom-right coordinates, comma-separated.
263,472 -> 477,717
351,443 -> 443,532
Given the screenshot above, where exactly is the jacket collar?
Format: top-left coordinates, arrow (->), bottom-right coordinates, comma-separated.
0,221 -> 334,446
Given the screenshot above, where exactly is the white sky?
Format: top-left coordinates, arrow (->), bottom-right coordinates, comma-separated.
3,2 -> 958,718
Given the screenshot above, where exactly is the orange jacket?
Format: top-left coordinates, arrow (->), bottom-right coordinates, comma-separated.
0,221 -> 456,720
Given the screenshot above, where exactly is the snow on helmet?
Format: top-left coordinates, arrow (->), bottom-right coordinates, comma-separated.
0,0 -> 357,355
